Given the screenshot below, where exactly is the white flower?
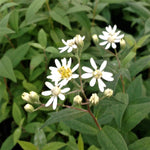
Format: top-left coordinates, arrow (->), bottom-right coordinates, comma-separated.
89,93 -> 99,105
47,58 -> 79,85
99,25 -> 124,49
41,81 -> 70,110
81,58 -> 114,92
58,35 -> 85,53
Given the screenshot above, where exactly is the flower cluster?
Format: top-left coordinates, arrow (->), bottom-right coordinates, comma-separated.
41,25 -> 123,110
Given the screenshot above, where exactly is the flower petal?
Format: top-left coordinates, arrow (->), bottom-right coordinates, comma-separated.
90,58 -> 97,70
62,39 -> 67,45
67,47 -> 73,53
67,58 -> 72,68
98,79 -> 106,92
105,43 -> 111,49
61,58 -> 67,66
45,81 -> 54,90
100,60 -> 107,71
41,90 -> 51,96
45,96 -> 54,107
72,74 -> 79,79
59,46 -> 69,53
100,41 -> 108,46
102,71 -> 114,81
90,77 -> 96,87
55,59 -> 61,68
58,93 -> 65,100
112,43 -> 117,49
61,88 -> 70,93
112,25 -> 117,34
72,64 -> 79,72
81,73 -> 93,79
82,66 -> 93,73
99,35 -> 107,40
53,96 -> 57,110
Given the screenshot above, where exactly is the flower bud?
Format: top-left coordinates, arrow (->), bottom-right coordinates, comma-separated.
24,104 -> 34,113
73,95 -> 82,104
92,34 -> 99,44
104,88 -> 113,97
89,93 -> 99,105
75,34 -> 85,48
29,91 -> 40,104
21,92 -> 32,103
120,39 -> 126,49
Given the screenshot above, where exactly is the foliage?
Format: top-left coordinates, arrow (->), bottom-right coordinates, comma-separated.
0,0 -> 150,149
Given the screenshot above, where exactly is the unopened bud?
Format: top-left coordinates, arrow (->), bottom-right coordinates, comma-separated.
29,91 -> 40,104
104,88 -> 113,97
24,104 -> 34,112
89,93 -> 99,105
75,34 -> 85,48
120,39 -> 126,49
21,92 -> 32,103
73,95 -> 82,104
92,34 -> 99,44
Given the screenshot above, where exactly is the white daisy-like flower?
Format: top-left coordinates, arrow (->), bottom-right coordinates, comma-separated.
41,81 -> 70,110
99,25 -> 124,49
81,58 -> 114,92
58,35 -> 85,53
47,58 -> 79,85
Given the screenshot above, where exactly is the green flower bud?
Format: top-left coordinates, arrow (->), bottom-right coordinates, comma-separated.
92,34 -> 99,44
75,34 -> 85,48
73,95 -> 82,104
24,104 -> 34,113
21,92 -> 32,103
29,91 -> 40,104
104,88 -> 113,97
89,93 -> 99,105
120,39 -> 126,49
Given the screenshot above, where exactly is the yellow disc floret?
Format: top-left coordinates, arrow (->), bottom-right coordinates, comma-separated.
58,66 -> 72,79
93,70 -> 102,79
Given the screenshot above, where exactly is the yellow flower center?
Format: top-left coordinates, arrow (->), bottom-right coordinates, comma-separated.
108,36 -> 115,43
58,66 -> 72,79
93,70 -> 102,79
51,86 -> 61,96
68,40 -> 75,47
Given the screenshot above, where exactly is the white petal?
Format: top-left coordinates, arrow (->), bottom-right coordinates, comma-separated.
67,58 -> 72,68
82,66 -> 93,73
100,41 -> 108,46
114,31 -> 120,37
102,31 -> 109,36
72,44 -> 77,49
112,43 -> 117,49
58,93 -> 65,100
99,35 -> 107,40
45,82 -> 54,90
49,66 -> 57,71
41,91 -> 51,96
105,43 -> 111,49
53,96 -> 57,110
102,72 -> 114,81
55,59 -> 61,68
67,47 -> 73,53
100,60 -> 107,71
59,79 -> 68,87
114,39 -> 121,43
106,25 -> 112,33
98,79 -> 106,92
90,78 -> 96,87
112,25 -> 117,34
72,64 -> 79,72
81,73 -> 93,79
61,58 -> 67,66
61,87 -> 70,93
59,46 -> 69,53
62,39 -> 67,45
116,34 -> 124,40
90,58 -> 97,70
72,74 -> 79,79
45,97 -> 54,107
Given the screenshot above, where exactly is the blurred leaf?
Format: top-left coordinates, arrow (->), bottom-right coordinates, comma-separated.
122,102 -> 150,132
42,108 -> 87,129
50,10 -> 71,30
101,0 -> 129,3
88,145 -> 100,150
5,43 -> 30,68
126,76 -> 143,102
97,126 -> 128,150
128,137 -> 150,150
0,2 -> 18,12
0,27 -> 15,37
13,128 -> 21,144
25,122 -> 43,133
12,102 -> 22,125
45,46 -> 59,53
50,29 -> 62,46
38,29 -> 47,48
0,56 -> 16,82
22,80 -> 38,92
78,134 -> 84,150
129,55 -> 150,77
136,34 -> 150,48
25,0 -> 46,22
34,129 -> 47,149
145,17 -> 150,33
0,13 -> 11,27
42,142 -> 66,150
66,5 -> 91,14
18,141 -> 38,150
30,43 -> 44,50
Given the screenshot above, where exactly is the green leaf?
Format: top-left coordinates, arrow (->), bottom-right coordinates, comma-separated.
136,34 -> 150,48
38,29 -> 47,48
22,80 -> 38,92
12,102 -> 22,125
42,142 -> 66,150
145,17 -> 150,33
13,128 -> 21,144
88,145 -> 100,150
129,55 -> 150,77
30,54 -> 44,71
30,43 -> 44,50
66,5 -> 91,14
0,2 -> 18,12
25,122 -> 43,133
128,137 -> 150,150
0,13 -> 11,27
50,10 -> 71,30
97,126 -> 128,150
0,56 -> 16,82
78,134 -> 84,150
34,129 -> 47,149
45,46 -> 59,53
18,141 -> 38,150
0,27 -> 15,37
25,0 -> 46,22
42,108 -> 87,129
126,75 -> 143,102
122,102 -> 150,132
101,0 -> 129,3
5,43 -> 30,68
